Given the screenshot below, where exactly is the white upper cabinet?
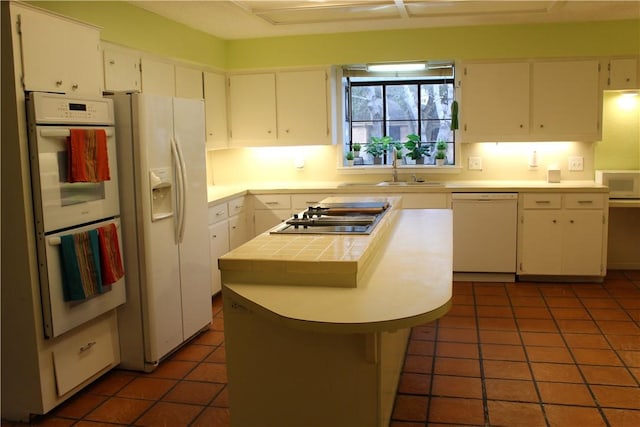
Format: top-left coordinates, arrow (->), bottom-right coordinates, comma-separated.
460,59 -> 601,142
14,3 -> 103,96
532,60 -> 600,140
175,65 -> 203,99
228,68 -> 333,147
607,57 -> 638,90
103,48 -> 140,92
276,69 -> 330,145
203,71 -> 229,149
141,57 -> 175,97
459,62 -> 530,141
229,73 -> 278,144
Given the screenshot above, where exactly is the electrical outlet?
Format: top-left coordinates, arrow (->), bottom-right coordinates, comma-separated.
568,156 -> 584,171
468,156 -> 482,170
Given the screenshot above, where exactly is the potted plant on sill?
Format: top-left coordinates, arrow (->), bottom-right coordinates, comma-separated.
345,151 -> 354,166
404,134 -> 429,165
435,140 -> 448,166
352,143 -> 361,158
365,136 -> 392,165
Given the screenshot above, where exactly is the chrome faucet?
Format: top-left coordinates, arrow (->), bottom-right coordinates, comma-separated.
392,147 -> 399,182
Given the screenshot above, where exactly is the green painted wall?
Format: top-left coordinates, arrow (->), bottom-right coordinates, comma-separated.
28,1 -> 227,68
596,92 -> 640,170
226,19 -> 640,69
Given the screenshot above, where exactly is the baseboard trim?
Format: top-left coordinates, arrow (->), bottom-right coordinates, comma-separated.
453,272 -> 516,283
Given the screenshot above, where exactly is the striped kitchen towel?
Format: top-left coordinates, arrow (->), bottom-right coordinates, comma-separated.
97,223 -> 124,286
59,229 -> 103,301
67,129 -> 111,182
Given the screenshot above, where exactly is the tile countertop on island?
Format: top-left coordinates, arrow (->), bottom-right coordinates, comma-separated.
207,180 -> 609,205
219,196 -> 453,334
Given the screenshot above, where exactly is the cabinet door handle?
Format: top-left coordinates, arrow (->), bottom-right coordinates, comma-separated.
56,80 -> 63,86
552,219 -> 557,223
569,219 -> 575,224
535,200 -> 551,204
72,84 -> 79,90
265,201 -> 279,205
216,211 -> 224,216
79,341 -> 96,353
577,200 -> 593,204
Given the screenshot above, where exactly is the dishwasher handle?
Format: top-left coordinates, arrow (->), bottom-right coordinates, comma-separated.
451,193 -> 518,201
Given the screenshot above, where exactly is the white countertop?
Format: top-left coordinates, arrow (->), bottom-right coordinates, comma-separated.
221,208 -> 453,334
208,180 -> 608,205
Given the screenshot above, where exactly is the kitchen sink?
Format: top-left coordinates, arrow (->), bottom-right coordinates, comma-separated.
376,181 -> 444,187
339,181 -> 444,187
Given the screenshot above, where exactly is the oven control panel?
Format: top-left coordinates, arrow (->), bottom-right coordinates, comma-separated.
28,92 -> 114,125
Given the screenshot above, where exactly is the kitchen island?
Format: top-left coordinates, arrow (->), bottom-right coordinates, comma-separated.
219,197 -> 452,427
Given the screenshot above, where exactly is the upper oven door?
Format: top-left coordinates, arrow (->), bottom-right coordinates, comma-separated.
30,125 -> 120,232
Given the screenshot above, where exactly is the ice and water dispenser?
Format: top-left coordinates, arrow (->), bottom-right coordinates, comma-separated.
150,168 -> 173,221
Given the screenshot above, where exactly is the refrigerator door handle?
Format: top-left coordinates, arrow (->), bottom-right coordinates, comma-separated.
170,137 -> 185,243
172,136 -> 188,243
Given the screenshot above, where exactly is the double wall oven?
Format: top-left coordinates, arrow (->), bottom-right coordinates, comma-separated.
27,92 -> 126,338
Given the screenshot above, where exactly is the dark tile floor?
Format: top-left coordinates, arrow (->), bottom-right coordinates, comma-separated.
3,270 -> 639,426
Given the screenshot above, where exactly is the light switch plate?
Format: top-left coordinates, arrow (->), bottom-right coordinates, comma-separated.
568,156 -> 584,171
468,156 -> 482,170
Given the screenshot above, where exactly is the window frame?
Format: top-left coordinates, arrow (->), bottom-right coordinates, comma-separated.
341,71 -> 458,168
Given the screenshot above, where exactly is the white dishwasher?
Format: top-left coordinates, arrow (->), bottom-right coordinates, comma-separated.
452,193 -> 518,279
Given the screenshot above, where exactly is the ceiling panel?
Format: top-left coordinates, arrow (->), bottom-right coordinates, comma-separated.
130,1 -> 640,39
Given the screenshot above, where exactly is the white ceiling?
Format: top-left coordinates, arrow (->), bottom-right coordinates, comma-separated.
130,0 -> 640,40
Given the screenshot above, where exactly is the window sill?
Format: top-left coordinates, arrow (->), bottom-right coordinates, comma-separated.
337,164 -> 463,175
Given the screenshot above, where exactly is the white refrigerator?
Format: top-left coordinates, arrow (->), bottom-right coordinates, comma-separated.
111,93 -> 212,371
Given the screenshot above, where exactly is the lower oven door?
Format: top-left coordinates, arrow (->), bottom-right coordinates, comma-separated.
29,125 -> 120,233
40,217 -> 127,338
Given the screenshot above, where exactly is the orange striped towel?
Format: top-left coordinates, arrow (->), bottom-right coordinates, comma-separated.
98,223 -> 124,286
68,129 -> 110,182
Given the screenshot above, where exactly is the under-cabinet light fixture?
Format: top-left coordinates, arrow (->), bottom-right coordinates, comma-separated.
366,62 -> 426,72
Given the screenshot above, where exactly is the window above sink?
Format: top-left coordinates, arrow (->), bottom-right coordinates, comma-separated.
340,62 -> 459,169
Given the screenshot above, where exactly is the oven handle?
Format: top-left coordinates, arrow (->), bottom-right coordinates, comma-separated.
39,129 -> 114,138
47,222 -> 120,246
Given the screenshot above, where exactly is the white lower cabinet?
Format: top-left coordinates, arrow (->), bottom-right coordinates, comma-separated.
209,203 -> 229,295
252,194 -> 292,236
517,193 -> 607,277
209,197 -> 250,294
291,193 -> 333,211
209,221 -> 229,295
228,196 -> 250,250
52,313 -> 120,396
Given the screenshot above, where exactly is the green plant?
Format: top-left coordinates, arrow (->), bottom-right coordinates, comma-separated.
364,136 -> 393,158
436,140 -> 448,152
403,134 -> 429,160
345,151 -> 354,160
352,143 -> 361,152
435,140 -> 448,161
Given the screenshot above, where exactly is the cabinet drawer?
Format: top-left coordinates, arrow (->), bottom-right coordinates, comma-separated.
521,193 -> 562,209
227,197 -> 246,216
208,203 -> 229,224
52,314 -> 119,396
564,193 -> 605,209
252,194 -> 291,210
291,194 -> 328,210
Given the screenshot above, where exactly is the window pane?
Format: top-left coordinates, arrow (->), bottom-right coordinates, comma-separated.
351,86 -> 383,121
421,84 -> 454,120
352,121 -> 383,145
386,85 -> 418,120
387,121 -> 418,142
421,119 -> 452,142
